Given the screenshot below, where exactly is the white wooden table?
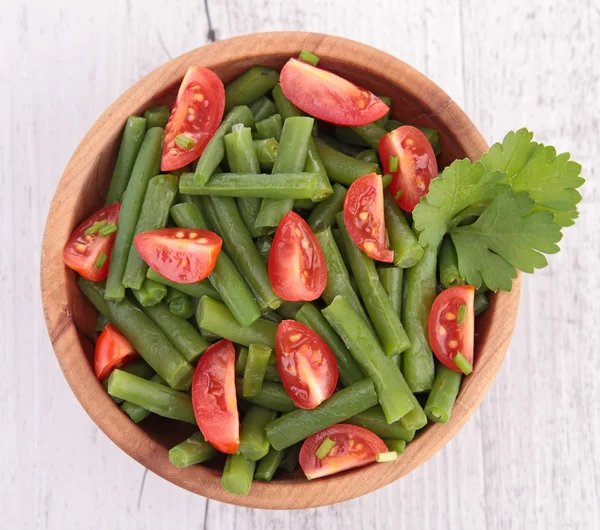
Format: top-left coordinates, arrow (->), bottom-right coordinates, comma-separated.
2,0 -> 598,528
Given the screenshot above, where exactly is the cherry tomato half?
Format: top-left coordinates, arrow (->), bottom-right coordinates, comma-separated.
379,125 -> 438,212
279,58 -> 389,126
343,173 -> 393,263
134,228 -> 221,284
300,424 -> 387,480
191,339 -> 239,454
161,66 -> 225,172
268,211 -> 327,301
428,285 -> 475,373
63,203 -> 121,281
276,320 -> 338,409
94,324 -> 139,380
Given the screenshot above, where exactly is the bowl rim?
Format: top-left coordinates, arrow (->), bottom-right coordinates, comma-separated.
41,31 -> 521,509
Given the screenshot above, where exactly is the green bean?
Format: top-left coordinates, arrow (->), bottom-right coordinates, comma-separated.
194,106 -> 254,185
294,199 -> 315,211
145,268 -> 220,301
237,379 -> 296,413
225,66 -> 279,112
305,136 -> 333,201
171,201 -> 261,327
331,227 -> 350,268
272,84 -> 303,120
256,116 -> 315,228
197,297 -> 277,349
335,126 -> 369,147
278,443 -> 301,472
375,96 -> 392,127
120,373 -> 164,423
350,122 -> 387,149
96,313 -> 109,331
266,379 -> 378,450
322,296 -> 416,423
105,116 -> 147,205
78,278 -> 193,390
347,406 -> 415,441
402,246 -> 437,393
132,278 -> 168,307
385,120 -> 402,131
424,364 -> 462,423
255,114 -> 283,141
122,174 -> 179,290
276,301 -> 303,320
239,406 -> 277,461
222,453 -> 256,496
355,149 -> 379,165
474,291 -> 490,315
295,303 -> 364,387
384,120 -> 442,155
105,127 -> 164,299
169,431 -> 218,468
169,296 -> 194,320
199,328 -> 220,342
314,138 -> 379,186
253,138 -> 279,171
105,358 -> 154,404
243,343 -> 272,397
318,133 -> 364,157
439,236 -> 465,288
236,347 -> 281,383
255,446 -> 286,481
377,266 -> 403,317
384,190 -> 424,268
255,236 -> 273,264
143,105 -> 170,129
383,439 -> 406,454
249,96 -> 277,123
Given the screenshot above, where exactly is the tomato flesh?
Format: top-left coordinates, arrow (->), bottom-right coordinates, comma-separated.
300,424 -> 387,480
63,203 -> 121,281
94,324 -> 139,380
343,173 -> 393,263
276,320 -> 338,409
268,212 -> 327,301
161,66 -> 225,172
379,125 -> 438,212
279,58 -> 389,126
428,285 -> 475,373
134,228 -> 221,284
191,339 -> 239,454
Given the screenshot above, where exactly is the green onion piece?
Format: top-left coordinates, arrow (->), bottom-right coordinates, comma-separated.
382,174 -> 393,188
175,134 -> 196,150
375,451 -> 398,463
299,50 -> 320,66
84,220 -> 107,236
99,223 -> 118,236
94,252 -> 107,269
457,303 -> 467,325
388,156 -> 399,172
454,352 -> 473,375
394,190 -> 403,200
315,437 -> 335,459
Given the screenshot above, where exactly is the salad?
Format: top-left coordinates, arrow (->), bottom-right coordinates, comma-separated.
63,49 -> 584,496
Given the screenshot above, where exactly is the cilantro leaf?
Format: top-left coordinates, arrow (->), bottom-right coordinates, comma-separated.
450,191 -> 562,291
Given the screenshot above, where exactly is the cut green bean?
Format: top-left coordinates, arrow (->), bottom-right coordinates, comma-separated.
383,439 -> 406,454
384,190 -> 424,268
255,446 -> 286,481
318,133 -> 364,157
351,122 -> 387,149
255,113 -> 283,141
424,364 -> 462,423
95,313 -> 109,331
299,50 -> 320,66
276,301 -> 303,320
347,406 -> 415,441
237,380 -> 296,413
439,236 -> 465,288
236,347 -> 281,383
239,406 -> 277,461
168,296 -> 194,320
120,373 -> 164,423
315,138 -> 379,186
222,453 -> 256,496
272,84 -> 304,120
143,105 -> 170,129
253,138 -> 279,171
377,266 -> 403,318
305,136 -> 333,202
356,149 -> 379,165
335,126 -> 369,147
474,291 -> 490,316
331,227 -> 350,268
169,431 -> 218,467
255,236 -> 273,263
249,96 -> 277,123
279,443 -> 302,472
375,96 -> 392,128
146,267 -> 221,301
225,66 -> 279,112
243,343 -> 272,397
132,278 -> 168,307
105,358 -> 154,404
294,198 -> 315,210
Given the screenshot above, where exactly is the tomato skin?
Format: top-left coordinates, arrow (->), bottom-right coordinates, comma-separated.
428,286 -> 475,373
276,320 -> 338,409
134,228 -> 221,284
279,58 -> 389,126
94,324 -> 139,380
379,125 -> 438,212
161,66 -> 225,172
63,203 -> 121,281
343,173 -> 393,263
268,212 -> 327,301
191,339 -> 239,454
300,424 -> 387,480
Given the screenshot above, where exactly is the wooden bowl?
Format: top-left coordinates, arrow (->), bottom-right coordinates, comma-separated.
40,32 -> 521,509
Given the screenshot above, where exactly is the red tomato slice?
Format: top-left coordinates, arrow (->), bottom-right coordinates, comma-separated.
161,66 -> 225,172
268,212 -> 327,301
343,173 -> 393,263
300,424 -> 387,480
134,228 -> 221,284
428,285 -> 475,373
379,125 -> 438,212
276,320 -> 338,409
279,58 -> 389,126
94,324 -> 139,380
191,339 -> 239,454
63,203 -> 121,281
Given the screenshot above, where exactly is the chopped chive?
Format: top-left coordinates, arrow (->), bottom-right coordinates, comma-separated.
99,222 -> 118,236
93,252 -> 107,269
375,451 -> 398,463
454,352 -> 473,375
299,50 -> 320,66
175,134 -> 196,150
382,173 -> 393,188
84,220 -> 107,235
315,437 -> 335,459
388,156 -> 399,172
457,303 -> 467,325
394,190 -> 403,200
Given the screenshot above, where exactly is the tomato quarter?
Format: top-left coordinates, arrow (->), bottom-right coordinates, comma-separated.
428,285 -> 475,374
299,424 -> 387,480
161,66 -> 225,172
379,125 -> 438,212
268,212 -> 327,301
279,58 -> 389,126
63,203 -> 121,281
343,173 -> 393,262
134,228 -> 221,284
94,324 -> 139,380
191,339 -> 239,454
276,320 -> 338,409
